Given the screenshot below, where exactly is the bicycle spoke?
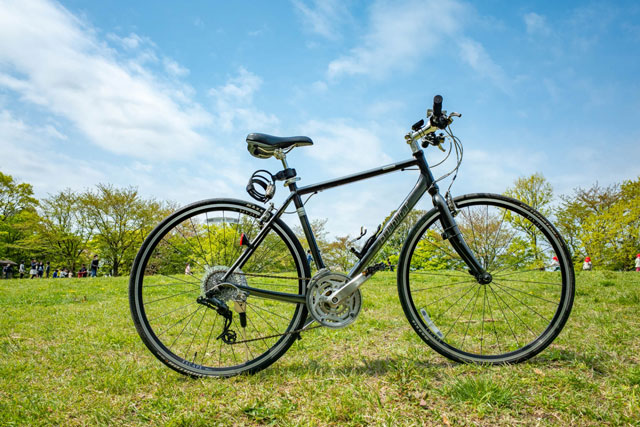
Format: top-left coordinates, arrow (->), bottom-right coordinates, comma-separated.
248,304 -> 284,336
170,306 -> 202,349
425,283 -> 477,308
144,287 -> 199,305
489,284 -> 537,337
156,306 -> 202,338
493,281 -> 550,322
461,285 -> 482,348
488,283 -> 519,348
492,281 -> 559,304
409,270 -> 471,279
494,277 -> 562,287
201,311 -> 218,366
175,224 -> 210,268
186,306 -> 208,360
189,217 -> 211,267
481,285 -> 487,354
411,278 -> 476,293
435,281 -> 478,320
148,300 -> 199,322
245,300 -> 291,322
444,283 -> 481,339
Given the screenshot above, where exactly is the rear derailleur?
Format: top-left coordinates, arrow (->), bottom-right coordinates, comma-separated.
197,289 -> 247,345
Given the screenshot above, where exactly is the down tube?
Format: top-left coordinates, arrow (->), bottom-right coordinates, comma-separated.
348,175 -> 428,278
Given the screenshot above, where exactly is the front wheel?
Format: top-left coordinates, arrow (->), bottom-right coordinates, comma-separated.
129,199 -> 309,377
398,193 -> 574,364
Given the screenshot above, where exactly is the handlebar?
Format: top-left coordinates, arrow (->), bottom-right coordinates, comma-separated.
430,94 -> 449,130
432,95 -> 443,117
404,94 -> 461,152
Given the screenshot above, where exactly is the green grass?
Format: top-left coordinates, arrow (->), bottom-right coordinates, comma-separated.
1,271 -> 639,425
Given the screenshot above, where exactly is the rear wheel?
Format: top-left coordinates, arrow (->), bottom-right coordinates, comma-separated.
129,199 -> 309,377
398,193 -> 574,364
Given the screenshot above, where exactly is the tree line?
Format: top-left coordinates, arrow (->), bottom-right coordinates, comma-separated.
1,170 -> 638,276
0,172 -> 171,276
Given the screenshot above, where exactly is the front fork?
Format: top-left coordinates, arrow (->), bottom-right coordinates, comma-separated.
430,190 -> 490,282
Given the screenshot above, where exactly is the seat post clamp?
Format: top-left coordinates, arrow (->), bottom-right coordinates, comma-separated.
284,177 -> 301,187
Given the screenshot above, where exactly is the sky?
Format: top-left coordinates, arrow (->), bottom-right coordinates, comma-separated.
1,0 -> 639,237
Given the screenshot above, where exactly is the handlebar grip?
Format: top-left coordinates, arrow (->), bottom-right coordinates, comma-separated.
433,95 -> 443,117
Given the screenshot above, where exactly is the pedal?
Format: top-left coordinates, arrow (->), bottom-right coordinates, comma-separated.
365,262 -> 387,276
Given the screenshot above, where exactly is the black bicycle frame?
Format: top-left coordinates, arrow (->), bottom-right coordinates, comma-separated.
222,148 -> 485,304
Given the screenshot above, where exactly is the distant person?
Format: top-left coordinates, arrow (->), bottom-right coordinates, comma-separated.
306,250 -> 313,268
52,269 -> 59,278
582,256 -> 592,271
387,257 -> 394,272
37,262 -> 44,278
19,261 -> 25,279
30,259 -> 37,279
635,254 -> 640,272
60,268 -> 68,278
45,261 -> 50,278
185,263 -> 191,275
78,264 -> 87,278
90,255 -> 99,277
6,264 -> 13,279
550,256 -> 560,271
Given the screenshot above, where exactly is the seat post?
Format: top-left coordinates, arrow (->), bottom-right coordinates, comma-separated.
274,148 -> 289,169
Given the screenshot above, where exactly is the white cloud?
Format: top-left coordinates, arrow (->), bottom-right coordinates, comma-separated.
299,120 -> 393,175
0,0 -> 210,160
208,67 -> 279,133
292,0 -> 351,40
457,38 -> 511,94
524,12 -> 551,37
0,110 -> 107,195
327,0 -> 465,79
163,58 -> 190,77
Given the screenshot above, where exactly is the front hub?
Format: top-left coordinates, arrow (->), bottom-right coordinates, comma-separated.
477,272 -> 493,285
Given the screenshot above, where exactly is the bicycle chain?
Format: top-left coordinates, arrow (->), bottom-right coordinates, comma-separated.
232,271 -> 311,281
230,324 -> 323,345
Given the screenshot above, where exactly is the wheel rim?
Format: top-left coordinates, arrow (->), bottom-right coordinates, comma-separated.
132,202 -> 306,374
403,197 -> 572,361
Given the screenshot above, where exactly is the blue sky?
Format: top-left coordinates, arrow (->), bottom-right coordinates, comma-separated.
1,0 -> 639,237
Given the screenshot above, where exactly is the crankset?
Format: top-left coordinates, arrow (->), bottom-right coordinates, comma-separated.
306,269 -> 361,328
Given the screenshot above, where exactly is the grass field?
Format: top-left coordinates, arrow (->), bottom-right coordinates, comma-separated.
1,271 -> 639,425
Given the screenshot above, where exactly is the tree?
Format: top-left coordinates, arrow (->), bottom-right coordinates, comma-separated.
555,182 -> 620,259
0,172 -> 39,262
25,189 -> 93,271
504,173 -> 553,216
323,235 -> 357,271
504,173 -> 554,262
581,177 -> 640,270
293,218 -> 329,253
82,184 -> 165,276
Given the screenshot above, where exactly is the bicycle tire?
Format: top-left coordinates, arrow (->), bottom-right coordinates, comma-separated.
129,198 -> 309,377
397,193 -> 574,364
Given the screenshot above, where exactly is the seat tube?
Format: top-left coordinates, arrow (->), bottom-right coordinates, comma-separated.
289,183 -> 325,270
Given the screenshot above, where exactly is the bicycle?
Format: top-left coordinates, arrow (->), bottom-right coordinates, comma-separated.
129,95 -> 575,377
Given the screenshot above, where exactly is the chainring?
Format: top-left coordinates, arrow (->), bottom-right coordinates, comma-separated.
306,270 -> 361,329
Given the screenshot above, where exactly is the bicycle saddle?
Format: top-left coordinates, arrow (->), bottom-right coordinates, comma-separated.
246,133 -> 313,159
